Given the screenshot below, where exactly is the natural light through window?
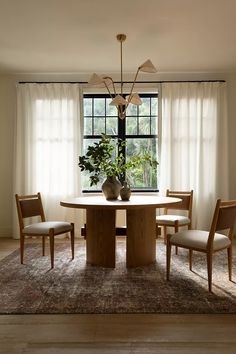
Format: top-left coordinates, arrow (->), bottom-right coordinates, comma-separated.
82,93 -> 159,191
35,99 -> 75,196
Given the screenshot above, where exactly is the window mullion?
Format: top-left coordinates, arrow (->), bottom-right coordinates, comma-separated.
118,106 -> 126,183
92,98 -> 94,135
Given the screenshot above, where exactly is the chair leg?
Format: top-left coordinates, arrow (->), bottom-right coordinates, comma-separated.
49,230 -> 54,269
206,252 -> 213,292
42,236 -> 45,256
156,223 -> 159,239
20,234 -> 24,264
166,236 -> 172,281
227,246 -> 232,281
189,249 -> 193,271
84,223 -> 87,240
163,226 -> 167,244
174,222 -> 179,255
70,223 -> 74,260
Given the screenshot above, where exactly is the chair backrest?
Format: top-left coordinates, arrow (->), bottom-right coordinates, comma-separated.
15,193 -> 46,230
165,190 -> 193,218
208,199 -> 236,249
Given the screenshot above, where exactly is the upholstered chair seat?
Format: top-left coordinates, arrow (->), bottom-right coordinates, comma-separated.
23,221 -> 73,235
156,214 -> 190,226
170,230 -> 231,251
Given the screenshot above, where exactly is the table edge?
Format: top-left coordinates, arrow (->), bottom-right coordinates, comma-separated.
60,197 -> 182,210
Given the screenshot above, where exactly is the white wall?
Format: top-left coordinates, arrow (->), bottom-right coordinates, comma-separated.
1,72 -> 236,237
0,76 -> 15,237
225,73 -> 236,198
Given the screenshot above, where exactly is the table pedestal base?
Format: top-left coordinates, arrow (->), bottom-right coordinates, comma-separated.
126,207 -> 156,267
86,207 -> 156,268
86,209 -> 116,268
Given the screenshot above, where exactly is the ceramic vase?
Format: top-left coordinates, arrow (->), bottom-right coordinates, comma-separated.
120,181 -> 131,201
102,176 -> 122,200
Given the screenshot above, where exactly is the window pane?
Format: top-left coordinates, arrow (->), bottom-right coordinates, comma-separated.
84,117 -> 92,135
139,117 -> 150,135
151,97 -> 158,115
126,103 -> 137,116
139,97 -> 150,116
106,98 -> 117,116
83,138 -> 97,153
126,116 -> 138,135
84,98 -> 92,116
106,117 -> 118,135
151,116 -> 158,135
94,98 -> 105,116
94,117 -> 105,135
126,138 -> 158,189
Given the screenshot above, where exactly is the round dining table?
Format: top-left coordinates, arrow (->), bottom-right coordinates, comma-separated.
60,195 -> 181,268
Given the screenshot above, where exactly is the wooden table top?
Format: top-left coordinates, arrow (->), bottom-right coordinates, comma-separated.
60,195 -> 181,210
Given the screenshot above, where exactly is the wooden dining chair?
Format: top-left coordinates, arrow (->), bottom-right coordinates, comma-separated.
15,193 -> 74,268
156,190 -> 193,253
167,198 -> 236,292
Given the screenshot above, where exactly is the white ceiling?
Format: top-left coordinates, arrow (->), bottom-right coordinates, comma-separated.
0,0 -> 236,74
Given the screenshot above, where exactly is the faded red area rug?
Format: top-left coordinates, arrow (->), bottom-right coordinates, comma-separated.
0,241 -> 236,314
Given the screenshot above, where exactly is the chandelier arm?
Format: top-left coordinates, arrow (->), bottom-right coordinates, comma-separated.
120,38 -> 123,96
121,104 -> 128,119
118,105 -> 122,117
127,68 -> 140,105
111,79 -> 117,96
103,81 -> 114,99
103,76 -> 117,96
118,105 -> 125,120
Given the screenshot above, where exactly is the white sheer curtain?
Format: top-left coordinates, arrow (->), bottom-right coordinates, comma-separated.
160,82 -> 228,229
13,83 -> 83,238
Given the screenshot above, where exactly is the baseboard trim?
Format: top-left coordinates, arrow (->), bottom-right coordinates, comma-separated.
0,227 -> 12,238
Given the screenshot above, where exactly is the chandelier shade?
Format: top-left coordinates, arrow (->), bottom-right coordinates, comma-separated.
109,94 -> 127,106
88,73 -> 104,85
139,59 -> 157,73
88,34 -> 157,119
126,93 -> 142,105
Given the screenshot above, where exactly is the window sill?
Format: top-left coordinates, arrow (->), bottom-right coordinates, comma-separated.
82,189 -> 159,194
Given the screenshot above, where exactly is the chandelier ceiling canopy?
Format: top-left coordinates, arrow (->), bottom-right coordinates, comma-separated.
88,34 -> 157,119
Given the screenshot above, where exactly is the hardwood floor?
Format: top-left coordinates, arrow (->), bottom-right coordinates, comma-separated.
0,238 -> 236,354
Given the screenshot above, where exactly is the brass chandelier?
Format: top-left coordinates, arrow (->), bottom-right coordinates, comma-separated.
88,34 -> 157,119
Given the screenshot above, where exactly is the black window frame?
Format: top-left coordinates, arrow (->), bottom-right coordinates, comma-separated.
82,93 -> 158,193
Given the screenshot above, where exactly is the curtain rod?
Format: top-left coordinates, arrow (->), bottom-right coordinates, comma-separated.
18,80 -> 225,84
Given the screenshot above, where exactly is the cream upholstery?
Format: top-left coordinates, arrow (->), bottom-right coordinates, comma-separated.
170,230 -> 231,251
156,215 -> 190,226
23,221 -> 73,235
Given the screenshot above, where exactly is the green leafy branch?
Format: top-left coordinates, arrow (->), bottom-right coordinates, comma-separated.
78,134 -> 158,186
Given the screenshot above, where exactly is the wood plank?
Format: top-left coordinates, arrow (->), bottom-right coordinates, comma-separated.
1,314 -> 236,354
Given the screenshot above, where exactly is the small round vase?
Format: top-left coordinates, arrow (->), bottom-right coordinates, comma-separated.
120,181 -> 131,201
102,176 -> 122,200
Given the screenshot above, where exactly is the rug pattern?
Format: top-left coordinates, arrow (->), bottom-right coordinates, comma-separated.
0,241 -> 236,314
